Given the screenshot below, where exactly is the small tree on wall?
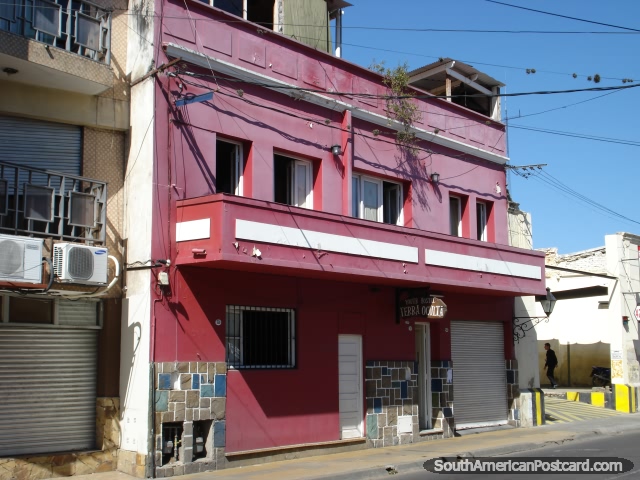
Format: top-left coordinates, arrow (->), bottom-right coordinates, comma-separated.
370,61 -> 422,156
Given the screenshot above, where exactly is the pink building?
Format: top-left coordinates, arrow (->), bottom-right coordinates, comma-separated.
121,1 -> 546,475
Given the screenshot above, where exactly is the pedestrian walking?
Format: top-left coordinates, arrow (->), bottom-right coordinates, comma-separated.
544,342 -> 558,388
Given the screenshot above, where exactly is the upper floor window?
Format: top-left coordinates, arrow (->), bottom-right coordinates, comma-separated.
274,154 -> 313,209
352,175 -> 403,225
449,196 -> 461,237
211,0 -> 274,29
216,139 -> 243,196
476,201 -> 487,241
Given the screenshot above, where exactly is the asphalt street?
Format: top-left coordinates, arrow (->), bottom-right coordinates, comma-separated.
397,430 -> 640,480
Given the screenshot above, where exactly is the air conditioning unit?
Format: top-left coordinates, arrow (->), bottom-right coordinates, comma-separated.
53,243 -> 108,285
0,234 -> 43,284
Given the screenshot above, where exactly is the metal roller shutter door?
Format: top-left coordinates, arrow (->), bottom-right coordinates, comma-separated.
0,115 -> 82,174
0,327 -> 97,456
450,321 -> 507,429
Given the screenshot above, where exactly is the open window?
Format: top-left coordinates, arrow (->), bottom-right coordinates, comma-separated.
476,201 -> 487,241
352,174 -> 403,225
216,139 -> 243,196
449,195 -> 461,237
212,0 -> 274,29
274,154 -> 313,209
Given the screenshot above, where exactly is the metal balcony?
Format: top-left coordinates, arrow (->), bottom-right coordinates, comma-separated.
0,160 -> 107,244
0,0 -> 111,65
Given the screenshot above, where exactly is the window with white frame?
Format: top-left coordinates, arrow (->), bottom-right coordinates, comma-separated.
476,201 -> 487,241
352,175 -> 403,225
216,139 -> 243,196
225,305 -> 296,369
449,196 -> 461,237
274,154 -> 313,209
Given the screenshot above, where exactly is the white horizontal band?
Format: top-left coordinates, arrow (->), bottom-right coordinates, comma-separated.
236,219 -> 419,263
425,249 -> 541,279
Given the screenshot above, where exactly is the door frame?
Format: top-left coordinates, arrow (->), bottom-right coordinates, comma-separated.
415,322 -> 432,430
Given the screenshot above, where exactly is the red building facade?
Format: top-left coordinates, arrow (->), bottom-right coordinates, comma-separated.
137,2 -> 546,474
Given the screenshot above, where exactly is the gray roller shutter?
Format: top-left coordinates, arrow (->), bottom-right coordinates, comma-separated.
0,115 -> 82,174
450,321 -> 507,429
0,327 -> 97,456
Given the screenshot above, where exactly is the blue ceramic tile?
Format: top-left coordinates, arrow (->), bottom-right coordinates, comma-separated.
214,374 -> 227,397
373,397 -> 382,413
414,361 -> 419,374
214,421 -> 226,447
192,374 -> 201,390
158,373 -> 171,390
200,384 -> 214,398
381,367 -> 388,376
366,360 -> 374,367
392,381 -> 400,389
431,379 -> 443,393
506,370 -> 515,384
443,407 -> 453,418
400,381 -> 408,399
155,390 -> 168,412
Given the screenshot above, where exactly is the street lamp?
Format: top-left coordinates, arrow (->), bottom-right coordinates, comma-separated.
513,287 -> 556,342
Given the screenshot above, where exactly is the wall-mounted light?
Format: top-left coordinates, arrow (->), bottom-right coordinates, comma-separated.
430,172 -> 440,183
513,287 -> 557,342
331,145 -> 342,156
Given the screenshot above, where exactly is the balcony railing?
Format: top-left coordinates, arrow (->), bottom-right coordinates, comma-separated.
0,160 -> 107,244
0,0 -> 111,65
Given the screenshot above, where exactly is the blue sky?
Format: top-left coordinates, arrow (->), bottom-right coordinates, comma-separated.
337,0 -> 639,254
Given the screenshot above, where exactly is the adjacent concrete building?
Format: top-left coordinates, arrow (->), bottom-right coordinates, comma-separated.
0,0 -> 128,475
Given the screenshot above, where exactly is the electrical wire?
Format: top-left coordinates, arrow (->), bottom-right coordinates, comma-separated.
508,124 -> 640,147
180,69 -> 640,100
485,0 -> 640,33
514,168 -> 640,226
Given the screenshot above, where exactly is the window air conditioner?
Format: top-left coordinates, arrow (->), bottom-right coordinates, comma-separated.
53,243 -> 108,285
0,234 -> 43,284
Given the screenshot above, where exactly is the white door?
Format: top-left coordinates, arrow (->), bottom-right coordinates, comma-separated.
338,335 -> 363,439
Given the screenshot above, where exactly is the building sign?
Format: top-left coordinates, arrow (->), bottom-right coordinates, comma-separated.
396,288 -> 447,322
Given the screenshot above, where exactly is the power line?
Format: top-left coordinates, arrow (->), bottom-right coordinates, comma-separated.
182,69 -> 640,100
503,89 -> 626,121
508,124 -> 640,147
519,169 -> 640,226
485,0 -> 640,33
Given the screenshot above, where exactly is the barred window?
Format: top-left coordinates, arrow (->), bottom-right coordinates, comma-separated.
226,306 -> 296,369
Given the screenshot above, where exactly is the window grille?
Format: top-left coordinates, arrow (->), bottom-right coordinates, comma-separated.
226,305 -> 296,369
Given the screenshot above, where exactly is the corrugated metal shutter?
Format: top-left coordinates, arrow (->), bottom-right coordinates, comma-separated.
58,301 -> 99,327
0,115 -> 82,174
0,327 -> 97,456
450,321 -> 507,429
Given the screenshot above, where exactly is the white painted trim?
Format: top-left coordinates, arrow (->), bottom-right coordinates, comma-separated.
445,69 -> 493,96
425,249 -> 541,279
176,218 -> 211,242
236,219 -> 419,263
409,61 -> 456,83
164,43 -> 509,165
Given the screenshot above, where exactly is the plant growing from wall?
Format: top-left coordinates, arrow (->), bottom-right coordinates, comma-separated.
370,61 -> 422,156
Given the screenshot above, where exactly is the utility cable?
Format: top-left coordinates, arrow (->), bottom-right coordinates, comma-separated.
485,0 -> 640,33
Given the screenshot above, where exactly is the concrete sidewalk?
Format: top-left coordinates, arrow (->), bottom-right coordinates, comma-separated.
58,414 -> 640,480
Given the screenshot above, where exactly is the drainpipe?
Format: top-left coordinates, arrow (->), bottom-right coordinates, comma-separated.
335,9 -> 342,58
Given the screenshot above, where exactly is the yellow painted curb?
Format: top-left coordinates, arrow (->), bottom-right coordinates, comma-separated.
566,391 -> 580,402
591,392 -> 605,407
